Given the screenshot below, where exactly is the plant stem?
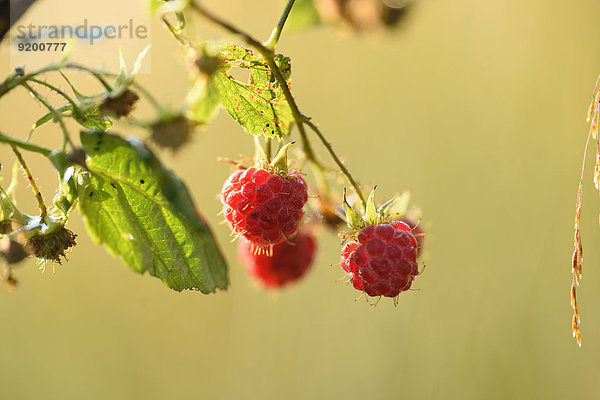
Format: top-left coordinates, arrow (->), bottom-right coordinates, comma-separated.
64,63 -> 113,90
266,137 -> 272,161
265,0 -> 296,50
22,82 -> 73,151
188,2 -> 271,56
0,132 -> 52,157
29,78 -> 78,108
1,66 -> 51,99
11,146 -> 47,217
304,119 -> 366,210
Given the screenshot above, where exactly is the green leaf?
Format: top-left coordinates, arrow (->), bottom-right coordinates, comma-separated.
186,77 -> 221,124
286,0 -> 322,31
77,131 -> 228,293
32,109 -> 61,130
211,44 -> 294,138
73,106 -> 113,131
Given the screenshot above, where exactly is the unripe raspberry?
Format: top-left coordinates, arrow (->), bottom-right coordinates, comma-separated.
221,167 -> 308,250
238,229 -> 316,288
341,223 -> 418,299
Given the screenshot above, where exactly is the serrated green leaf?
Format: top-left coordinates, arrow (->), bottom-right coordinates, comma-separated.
212,71 -> 289,138
219,44 -> 266,68
74,106 -> 113,131
286,0 -> 322,31
209,44 -> 293,138
77,131 -> 228,293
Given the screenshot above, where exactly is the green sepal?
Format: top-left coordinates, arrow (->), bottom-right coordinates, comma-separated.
271,142 -> 293,175
379,191 -> 411,217
344,189 -> 365,230
365,187 -> 379,224
50,167 -> 78,218
254,136 -> 268,162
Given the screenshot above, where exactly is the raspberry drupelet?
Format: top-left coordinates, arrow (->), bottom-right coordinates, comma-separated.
341,222 -> 419,300
221,167 -> 308,252
395,217 -> 425,257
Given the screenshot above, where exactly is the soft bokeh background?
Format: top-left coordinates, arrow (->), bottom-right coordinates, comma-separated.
1,0 -> 600,399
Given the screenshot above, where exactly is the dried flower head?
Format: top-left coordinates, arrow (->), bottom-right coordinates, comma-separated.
151,115 -> 197,150
25,226 -> 77,265
100,89 -> 140,118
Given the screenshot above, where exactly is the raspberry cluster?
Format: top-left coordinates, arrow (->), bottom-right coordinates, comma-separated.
221,167 -> 308,249
238,229 -> 316,288
341,221 -> 419,298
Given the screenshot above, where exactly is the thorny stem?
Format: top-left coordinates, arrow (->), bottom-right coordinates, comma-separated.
0,132 -> 52,157
0,62 -> 111,100
189,1 -> 367,210
11,146 -> 47,217
28,78 -> 78,109
22,82 -> 73,151
264,51 -> 367,210
68,63 -> 162,111
265,0 -> 296,50
304,119 -> 366,209
188,2 -> 269,55
64,63 -> 113,90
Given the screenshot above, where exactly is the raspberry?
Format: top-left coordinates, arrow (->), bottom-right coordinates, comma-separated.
341,223 -> 419,299
238,229 -> 316,288
221,167 -> 308,249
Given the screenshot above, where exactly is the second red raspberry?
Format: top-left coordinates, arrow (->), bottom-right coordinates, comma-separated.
341,223 -> 419,299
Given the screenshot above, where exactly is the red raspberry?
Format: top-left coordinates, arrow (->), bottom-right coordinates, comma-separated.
238,229 -> 317,288
221,167 -> 308,249
341,223 -> 419,299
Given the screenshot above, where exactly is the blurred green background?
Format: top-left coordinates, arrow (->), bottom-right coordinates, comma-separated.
1,0 -> 600,399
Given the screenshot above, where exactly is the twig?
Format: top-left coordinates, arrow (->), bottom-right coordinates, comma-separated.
265,0 -> 296,49
0,132 -> 52,156
11,146 -> 47,217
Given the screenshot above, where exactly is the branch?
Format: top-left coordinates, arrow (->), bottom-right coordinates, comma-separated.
265,0 -> 296,50
187,2 -> 271,55
0,132 -> 52,156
